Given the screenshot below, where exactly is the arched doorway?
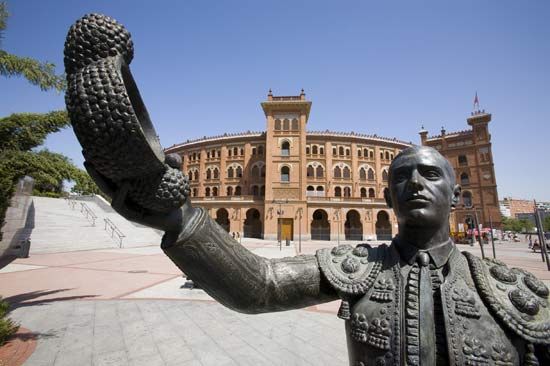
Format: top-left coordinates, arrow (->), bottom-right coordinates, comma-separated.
375,210 -> 392,240
311,209 -> 330,240
215,208 -> 230,232
244,208 -> 262,238
345,210 -> 363,240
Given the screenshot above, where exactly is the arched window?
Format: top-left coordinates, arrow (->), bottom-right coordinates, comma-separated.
212,187 -> 218,196
206,169 -> 211,180
369,150 -> 374,159
463,191 -> 473,208
367,168 -> 375,180
358,149 -> 362,157
258,145 -> 264,155
188,170 -> 193,181
361,188 -> 367,197
460,173 -> 470,185
274,119 -> 281,130
260,185 -> 265,196
212,149 -> 216,158
385,151 -> 390,160
206,152 -> 210,159
227,167 -> 234,178
316,165 -> 324,178
236,166 -> 243,178
332,147 -> 337,155
281,166 -> 290,182
346,149 -> 350,156
320,147 -> 324,155
240,148 -> 244,156
343,166 -> 351,179
213,168 -> 219,179
283,119 -> 290,130
458,155 -> 468,166
192,188 -> 198,197
228,149 -> 232,157
235,186 -> 241,196
306,186 -> 315,196
312,145 -> 318,155
227,186 -> 233,196
194,171 -> 199,181
335,187 -> 342,197
334,166 -> 342,178
252,186 -> 259,196
339,146 -> 344,156
344,187 -> 351,197
307,166 -> 314,177
360,168 -> 366,180
233,147 -> 238,156
251,165 -> 259,178
316,186 -> 324,192
281,141 -> 290,156
369,188 -> 375,198
380,151 -> 384,159
291,119 -> 298,130
205,187 -> 211,197
217,150 -> 221,158
382,169 -> 389,181
306,146 -> 310,155
364,148 -> 368,157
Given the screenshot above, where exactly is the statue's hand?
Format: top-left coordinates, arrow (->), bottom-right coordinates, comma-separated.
85,161 -> 193,234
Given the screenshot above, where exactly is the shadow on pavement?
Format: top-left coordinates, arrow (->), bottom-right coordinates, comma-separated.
4,289 -> 99,312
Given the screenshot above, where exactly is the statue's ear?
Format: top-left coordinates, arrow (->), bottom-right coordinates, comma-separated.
384,187 -> 392,208
451,184 -> 461,208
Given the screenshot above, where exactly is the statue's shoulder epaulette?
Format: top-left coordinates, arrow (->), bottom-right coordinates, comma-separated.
464,251 -> 550,345
317,243 -> 386,297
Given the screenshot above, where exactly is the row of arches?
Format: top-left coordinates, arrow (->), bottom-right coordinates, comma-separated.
274,118 -> 299,131
213,208 -> 392,241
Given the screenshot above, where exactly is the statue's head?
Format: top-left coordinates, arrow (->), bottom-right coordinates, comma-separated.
384,146 -> 461,229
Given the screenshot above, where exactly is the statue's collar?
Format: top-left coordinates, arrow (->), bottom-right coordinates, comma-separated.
393,236 -> 455,269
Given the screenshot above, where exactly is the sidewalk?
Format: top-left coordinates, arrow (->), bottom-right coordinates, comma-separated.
1,238 -> 549,365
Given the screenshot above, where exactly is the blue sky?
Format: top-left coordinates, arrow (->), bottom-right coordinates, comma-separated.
1,1 -> 549,200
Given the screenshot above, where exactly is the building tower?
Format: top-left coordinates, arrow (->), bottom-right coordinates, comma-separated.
420,96 -> 500,235
261,90 -> 311,240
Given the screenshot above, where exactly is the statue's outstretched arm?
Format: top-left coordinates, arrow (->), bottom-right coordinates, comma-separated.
66,14 -> 338,314
162,206 -> 338,314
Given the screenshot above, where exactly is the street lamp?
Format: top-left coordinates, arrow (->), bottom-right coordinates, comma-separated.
295,207 -> 303,253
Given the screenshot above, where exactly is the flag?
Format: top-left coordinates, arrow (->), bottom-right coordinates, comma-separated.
474,92 -> 479,109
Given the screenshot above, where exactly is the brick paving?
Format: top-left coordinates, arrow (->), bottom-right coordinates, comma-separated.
0,238 -> 549,365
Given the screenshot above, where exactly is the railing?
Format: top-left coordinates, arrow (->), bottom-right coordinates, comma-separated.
307,196 -> 386,203
271,96 -> 302,101
65,196 -> 77,210
104,218 -> 125,247
80,202 -> 97,226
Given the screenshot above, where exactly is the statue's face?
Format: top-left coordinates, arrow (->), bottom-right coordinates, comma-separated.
386,147 -> 459,229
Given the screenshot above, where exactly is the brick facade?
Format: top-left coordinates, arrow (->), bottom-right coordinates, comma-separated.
165,91 -> 411,244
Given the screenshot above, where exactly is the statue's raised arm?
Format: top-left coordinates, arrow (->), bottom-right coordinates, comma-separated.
63,13 -> 338,314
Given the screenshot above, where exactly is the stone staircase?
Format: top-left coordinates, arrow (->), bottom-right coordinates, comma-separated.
29,196 -> 162,254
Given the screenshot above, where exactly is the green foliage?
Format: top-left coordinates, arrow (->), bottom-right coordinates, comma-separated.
543,216 -> 550,232
501,216 -> 534,233
0,297 -> 19,346
0,111 -> 69,151
0,2 -> 65,91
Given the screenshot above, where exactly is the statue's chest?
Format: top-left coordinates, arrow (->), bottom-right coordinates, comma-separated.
346,262 -> 521,366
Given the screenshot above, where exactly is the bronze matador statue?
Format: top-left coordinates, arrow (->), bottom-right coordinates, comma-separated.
64,14 -> 550,366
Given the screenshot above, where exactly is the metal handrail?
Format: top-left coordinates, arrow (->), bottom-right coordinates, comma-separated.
65,196 -> 77,209
80,202 -> 97,226
104,218 -> 125,248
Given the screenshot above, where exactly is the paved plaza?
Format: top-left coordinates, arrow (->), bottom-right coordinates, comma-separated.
1,236 -> 549,365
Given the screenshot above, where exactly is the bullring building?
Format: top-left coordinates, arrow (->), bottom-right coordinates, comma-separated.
165,90 -> 411,242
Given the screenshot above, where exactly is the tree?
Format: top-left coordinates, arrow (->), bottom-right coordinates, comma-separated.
0,2 -> 99,240
0,2 -> 65,91
543,215 -> 550,232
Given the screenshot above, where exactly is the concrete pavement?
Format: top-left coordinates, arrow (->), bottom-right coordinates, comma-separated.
1,236 -> 550,365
